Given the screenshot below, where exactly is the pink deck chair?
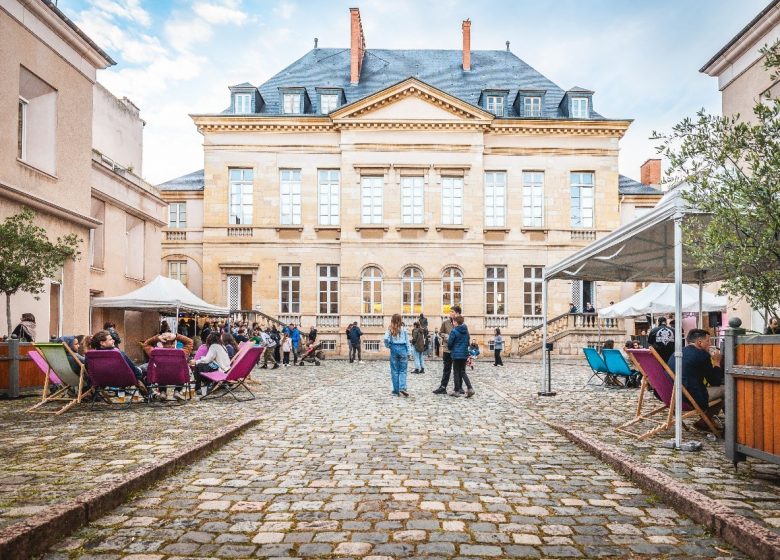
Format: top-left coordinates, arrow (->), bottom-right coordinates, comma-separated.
85,349 -> 143,409
29,350 -> 62,386
193,344 -> 208,361
146,347 -> 191,404
617,347 -> 722,439
201,345 -> 263,402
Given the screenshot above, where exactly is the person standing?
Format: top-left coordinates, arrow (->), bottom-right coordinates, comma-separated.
290,325 -> 301,364
765,317 -> 780,335
384,314 -> 412,397
492,328 -> 504,366
432,306 -> 460,395
348,321 -> 363,363
281,333 -> 292,366
648,317 -> 675,363
308,326 -> 318,344
270,324 -> 281,362
11,313 -> 36,342
583,302 -> 596,327
259,329 -> 279,369
448,315 -> 474,398
411,321 -> 426,374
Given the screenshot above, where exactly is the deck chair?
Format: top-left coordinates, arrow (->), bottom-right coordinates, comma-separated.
201,345 -> 263,402
583,347 -> 610,385
27,343 -> 92,415
146,347 -> 191,404
617,347 -> 722,439
84,350 -> 143,409
602,349 -> 640,388
193,344 -> 208,361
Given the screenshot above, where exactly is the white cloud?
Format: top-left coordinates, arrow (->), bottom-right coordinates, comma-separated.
273,1 -> 296,20
165,18 -> 214,53
88,0 -> 151,27
194,2 -> 247,25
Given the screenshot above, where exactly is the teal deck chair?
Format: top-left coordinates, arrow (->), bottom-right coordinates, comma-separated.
602,348 -> 640,387
583,347 -> 609,385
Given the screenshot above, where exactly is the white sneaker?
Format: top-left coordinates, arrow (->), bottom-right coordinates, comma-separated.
173,390 -> 186,402
359,360 -> 365,364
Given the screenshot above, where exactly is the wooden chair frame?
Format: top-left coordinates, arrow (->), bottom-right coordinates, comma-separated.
27,342 -> 93,415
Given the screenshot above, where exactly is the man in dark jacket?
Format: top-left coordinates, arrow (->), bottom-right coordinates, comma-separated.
347,322 -> 363,363
667,328 -> 724,430
649,317 -> 675,362
433,305 -> 461,395
447,315 -> 474,398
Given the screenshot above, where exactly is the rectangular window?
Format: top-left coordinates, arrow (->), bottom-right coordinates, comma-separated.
570,172 -> 594,228
283,93 -> 301,114
318,170 -> 340,225
364,340 -> 381,352
572,97 -> 589,118
485,266 -> 506,315
522,171 -> 544,228
318,265 -> 339,314
234,93 -> 251,114
280,264 -> 301,314
523,266 -> 543,316
484,171 -> 506,227
320,339 -> 337,351
229,168 -> 253,225
168,260 -> 188,286
227,275 -> 241,310
280,169 -> 301,225
17,97 -> 27,160
361,176 -> 383,224
523,96 -> 541,117
486,95 -> 504,116
441,176 -> 463,225
401,176 -> 424,224
320,94 -> 339,114
168,202 -> 187,228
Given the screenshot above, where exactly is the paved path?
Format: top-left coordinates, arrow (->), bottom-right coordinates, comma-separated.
39,361 -> 741,559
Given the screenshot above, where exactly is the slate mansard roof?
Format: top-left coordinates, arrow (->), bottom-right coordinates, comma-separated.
618,175 -> 663,196
158,169 -> 204,191
223,48 -> 605,119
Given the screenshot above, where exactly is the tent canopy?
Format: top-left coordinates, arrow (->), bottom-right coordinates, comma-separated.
598,283 -> 728,318
91,275 -> 229,315
545,187 -> 728,284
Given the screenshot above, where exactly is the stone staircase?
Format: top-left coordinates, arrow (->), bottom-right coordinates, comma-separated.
511,313 -> 626,358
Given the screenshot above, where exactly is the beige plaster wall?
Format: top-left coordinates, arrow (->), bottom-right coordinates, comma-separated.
92,83 -> 143,173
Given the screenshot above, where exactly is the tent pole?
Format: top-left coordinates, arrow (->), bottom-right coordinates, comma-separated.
674,215 -> 683,449
698,274 -> 704,329
540,276 -> 550,394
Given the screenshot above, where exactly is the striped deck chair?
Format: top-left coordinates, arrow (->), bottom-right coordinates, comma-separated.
27,343 -> 92,415
617,347 -> 722,439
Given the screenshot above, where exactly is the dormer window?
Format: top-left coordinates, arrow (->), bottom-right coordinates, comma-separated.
320,94 -> 339,114
486,95 -> 504,116
523,96 -> 541,117
234,93 -> 251,114
572,97 -> 589,118
283,93 -> 301,114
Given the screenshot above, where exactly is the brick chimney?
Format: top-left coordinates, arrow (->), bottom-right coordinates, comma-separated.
462,19 -> 471,71
640,158 -> 661,186
350,8 -> 365,85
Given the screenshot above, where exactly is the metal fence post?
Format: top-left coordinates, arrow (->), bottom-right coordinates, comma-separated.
8,336 -> 20,398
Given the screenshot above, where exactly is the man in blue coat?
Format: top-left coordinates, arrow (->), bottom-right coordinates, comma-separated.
447,315 -> 474,398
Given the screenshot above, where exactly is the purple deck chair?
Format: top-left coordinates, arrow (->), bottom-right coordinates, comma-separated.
201,345 -> 263,402
85,349 -> 142,409
193,344 -> 208,361
617,348 -> 722,439
147,347 -> 191,404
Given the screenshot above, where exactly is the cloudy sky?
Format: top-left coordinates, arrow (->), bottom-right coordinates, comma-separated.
63,0 -> 769,185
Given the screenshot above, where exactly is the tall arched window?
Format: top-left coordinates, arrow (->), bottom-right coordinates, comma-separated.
402,267 -> 423,314
441,267 -> 463,314
361,266 -> 383,314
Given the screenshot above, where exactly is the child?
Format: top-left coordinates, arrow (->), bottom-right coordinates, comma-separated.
383,313 -> 413,397
467,340 -> 480,370
281,334 -> 292,366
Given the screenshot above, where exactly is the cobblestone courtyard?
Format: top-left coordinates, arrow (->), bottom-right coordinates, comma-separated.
0,357 -> 759,559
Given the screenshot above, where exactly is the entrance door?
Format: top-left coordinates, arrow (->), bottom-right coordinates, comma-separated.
581,280 -> 595,309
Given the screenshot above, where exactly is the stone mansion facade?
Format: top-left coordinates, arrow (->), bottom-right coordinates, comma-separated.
160,9 -> 660,353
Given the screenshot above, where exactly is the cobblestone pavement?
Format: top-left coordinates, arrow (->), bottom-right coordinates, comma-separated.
39,359 -> 743,559
0,365 -> 344,531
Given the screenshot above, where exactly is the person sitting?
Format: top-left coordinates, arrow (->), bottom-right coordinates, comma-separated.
766,317 -> 780,335
221,332 -> 238,359
89,330 -> 147,394
190,332 -> 231,393
602,339 -> 615,350
142,325 -> 193,401
11,313 -> 36,342
667,328 -> 724,431
57,335 -> 86,375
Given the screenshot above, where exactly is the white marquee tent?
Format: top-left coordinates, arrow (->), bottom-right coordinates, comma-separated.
599,283 -> 728,318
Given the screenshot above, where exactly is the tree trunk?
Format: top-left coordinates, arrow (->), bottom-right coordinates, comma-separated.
5,292 -> 12,339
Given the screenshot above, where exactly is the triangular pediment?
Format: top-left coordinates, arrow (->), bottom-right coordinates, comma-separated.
331,78 -> 493,122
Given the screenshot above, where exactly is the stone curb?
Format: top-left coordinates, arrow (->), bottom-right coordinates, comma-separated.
0,388 -> 319,560
548,422 -> 780,560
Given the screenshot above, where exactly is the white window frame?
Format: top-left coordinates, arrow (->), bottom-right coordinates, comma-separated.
283,93 -> 301,114
279,264 -> 301,314
572,97 -> 589,118
168,260 -> 188,286
441,267 -> 463,314
168,202 -> 187,228
317,264 -> 339,315
320,94 -> 339,114
234,93 -> 251,114
361,266 -> 383,314
523,96 -> 541,117
361,176 -> 383,225
486,95 -> 504,116
570,172 -> 595,228
401,266 -> 423,315
229,168 -> 253,225
484,171 -> 506,227
522,171 -> 545,228
485,266 -> 506,315
364,340 -> 381,352
280,169 -> 301,225
17,97 -> 28,161
401,176 -> 424,225
320,339 -> 337,351
441,176 -> 463,225
318,169 -> 340,225
523,266 -> 543,316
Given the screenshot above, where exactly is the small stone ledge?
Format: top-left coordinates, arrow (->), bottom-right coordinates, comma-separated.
547,422 -> 780,560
